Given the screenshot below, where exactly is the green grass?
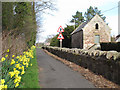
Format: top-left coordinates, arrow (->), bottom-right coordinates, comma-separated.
19,48 -> 40,88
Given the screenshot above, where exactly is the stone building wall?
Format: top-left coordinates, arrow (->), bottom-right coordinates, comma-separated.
83,14 -> 111,49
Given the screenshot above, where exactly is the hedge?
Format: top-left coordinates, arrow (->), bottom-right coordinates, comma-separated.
100,42 -> 120,52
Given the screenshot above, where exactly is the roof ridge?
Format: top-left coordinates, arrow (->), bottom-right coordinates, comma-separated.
71,14 -> 101,35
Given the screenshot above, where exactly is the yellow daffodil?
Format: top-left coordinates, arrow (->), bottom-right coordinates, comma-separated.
17,76 -> 21,82
4,85 -> 7,88
30,64 -> 32,66
15,74 -> 18,78
5,55 -> 8,58
7,49 -> 9,52
31,45 -> 36,50
15,64 -> 20,68
27,59 -> 30,62
16,56 -> 20,59
22,66 -> 24,69
26,65 -> 28,68
19,58 -> 23,62
21,71 -> 25,75
18,67 -> 22,70
12,55 -> 15,58
20,55 -> 22,57
23,62 -> 26,65
14,70 -> 20,75
0,85 -> 4,90
9,72 -> 15,78
15,82 -> 19,87
14,79 -> 18,83
11,59 -> 15,65
13,68 -> 16,71
1,57 -> 5,62
0,79 -> 5,84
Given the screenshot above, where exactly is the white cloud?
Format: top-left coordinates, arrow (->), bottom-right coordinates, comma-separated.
106,15 -> 118,36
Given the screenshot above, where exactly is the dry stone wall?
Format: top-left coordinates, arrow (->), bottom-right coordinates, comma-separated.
43,46 -> 120,85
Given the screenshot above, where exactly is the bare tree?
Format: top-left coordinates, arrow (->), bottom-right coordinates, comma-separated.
35,0 -> 57,14
45,34 -> 55,43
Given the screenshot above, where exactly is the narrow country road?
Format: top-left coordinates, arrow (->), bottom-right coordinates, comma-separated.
37,48 -> 95,88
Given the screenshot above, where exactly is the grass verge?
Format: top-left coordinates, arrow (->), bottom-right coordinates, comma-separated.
19,48 -> 40,88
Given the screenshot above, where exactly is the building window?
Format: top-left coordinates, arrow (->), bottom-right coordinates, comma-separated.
95,23 -> 99,29
94,35 -> 100,44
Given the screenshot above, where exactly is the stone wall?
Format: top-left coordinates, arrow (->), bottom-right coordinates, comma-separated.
43,46 -> 120,85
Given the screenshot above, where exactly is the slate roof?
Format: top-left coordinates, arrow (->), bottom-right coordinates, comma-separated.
71,21 -> 89,35
115,34 -> 120,41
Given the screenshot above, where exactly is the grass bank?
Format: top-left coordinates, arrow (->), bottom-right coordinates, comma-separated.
19,48 -> 40,88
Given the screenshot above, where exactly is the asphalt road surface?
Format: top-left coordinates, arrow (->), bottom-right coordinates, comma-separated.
37,48 -> 95,88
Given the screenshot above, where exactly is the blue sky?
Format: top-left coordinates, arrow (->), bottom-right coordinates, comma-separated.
36,0 -> 119,43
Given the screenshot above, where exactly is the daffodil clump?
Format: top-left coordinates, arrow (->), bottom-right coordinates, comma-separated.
0,79 -> 7,89
0,45 -> 36,89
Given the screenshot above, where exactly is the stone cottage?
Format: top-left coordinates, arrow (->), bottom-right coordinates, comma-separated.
71,14 -> 111,49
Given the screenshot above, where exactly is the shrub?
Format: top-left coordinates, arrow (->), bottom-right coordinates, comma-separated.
100,42 -> 120,52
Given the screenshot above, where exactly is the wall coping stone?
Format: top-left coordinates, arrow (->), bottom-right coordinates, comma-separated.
44,46 -> 120,61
